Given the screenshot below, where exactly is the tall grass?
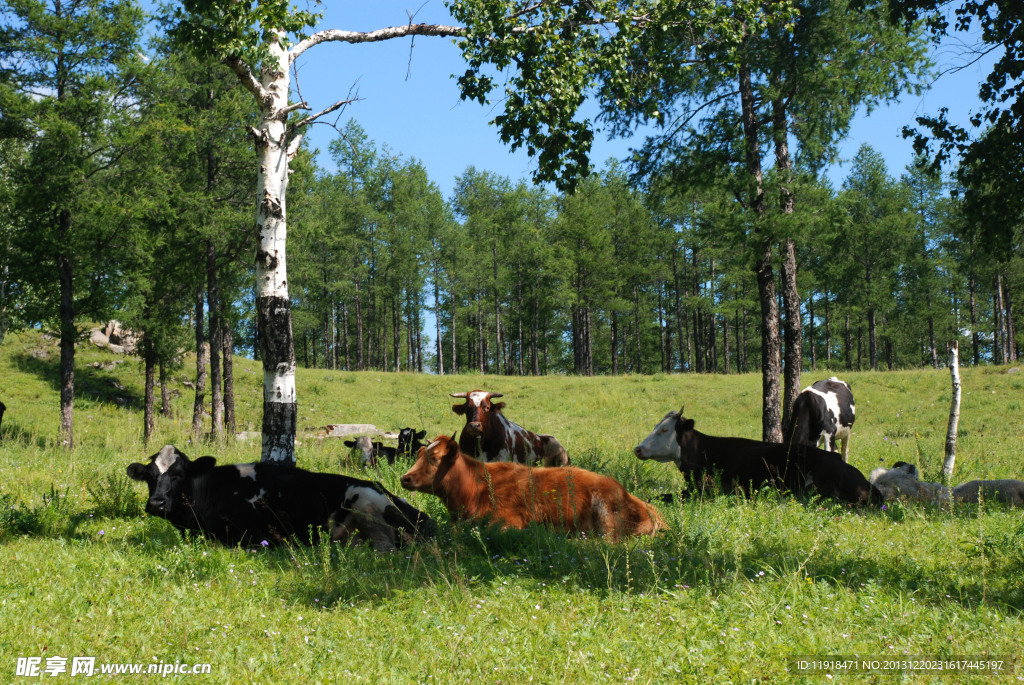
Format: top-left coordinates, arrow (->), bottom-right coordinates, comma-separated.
1,329 -> 1022,681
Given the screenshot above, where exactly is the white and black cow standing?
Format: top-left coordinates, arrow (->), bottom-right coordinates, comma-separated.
127,445 -> 437,551
450,390 -> 568,466
790,377 -> 856,462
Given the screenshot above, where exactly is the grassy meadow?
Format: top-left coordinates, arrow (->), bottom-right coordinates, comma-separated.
1,329 -> 1024,682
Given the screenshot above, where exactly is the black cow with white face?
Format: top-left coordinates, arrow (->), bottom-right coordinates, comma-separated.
127,445 -> 437,551
634,410 -> 880,505
790,377 -> 856,462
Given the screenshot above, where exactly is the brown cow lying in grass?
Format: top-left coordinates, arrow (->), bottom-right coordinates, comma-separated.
400,434 -> 664,541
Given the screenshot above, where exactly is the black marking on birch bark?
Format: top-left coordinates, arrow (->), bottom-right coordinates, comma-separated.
261,191 -> 283,218
257,250 -> 279,272
256,295 -> 295,370
261,400 -> 296,464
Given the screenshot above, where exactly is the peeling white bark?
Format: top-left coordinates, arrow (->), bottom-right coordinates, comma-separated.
943,341 -> 961,484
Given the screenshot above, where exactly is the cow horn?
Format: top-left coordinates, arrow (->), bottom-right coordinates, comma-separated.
488,392 -> 504,399
449,392 -> 468,398
678,405 -> 685,417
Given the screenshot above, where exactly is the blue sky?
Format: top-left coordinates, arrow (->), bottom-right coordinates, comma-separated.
292,2 -> 998,199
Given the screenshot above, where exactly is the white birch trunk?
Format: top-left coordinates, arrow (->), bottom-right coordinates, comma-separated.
943,340 -> 961,484
219,21 -> 464,464
254,32 -> 298,464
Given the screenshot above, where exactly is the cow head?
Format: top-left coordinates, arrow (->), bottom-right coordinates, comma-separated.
400,433 -> 459,494
397,427 -> 427,455
539,434 -> 570,466
344,436 -> 377,467
450,391 -> 504,438
126,445 -> 216,519
634,408 -> 686,464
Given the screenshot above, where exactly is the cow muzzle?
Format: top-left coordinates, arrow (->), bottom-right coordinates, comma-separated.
146,496 -> 170,516
463,422 -> 483,436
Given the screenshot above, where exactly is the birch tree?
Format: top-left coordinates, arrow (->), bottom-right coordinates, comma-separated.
172,3 -> 463,463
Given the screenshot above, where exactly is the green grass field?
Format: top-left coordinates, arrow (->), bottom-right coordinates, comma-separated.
2,330 -> 1023,682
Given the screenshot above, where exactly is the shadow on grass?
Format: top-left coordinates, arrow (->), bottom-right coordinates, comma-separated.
7,486 -> 1023,617
0,417 -> 51,449
12,352 -> 141,411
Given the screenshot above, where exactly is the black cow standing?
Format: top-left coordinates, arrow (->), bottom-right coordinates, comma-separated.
790,377 -> 856,462
127,445 -> 436,550
634,410 -> 880,505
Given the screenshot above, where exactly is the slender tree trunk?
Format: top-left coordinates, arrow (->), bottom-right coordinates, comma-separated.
658,282 -> 667,372
611,310 -> 619,375
968,265 -> 979,365
773,91 -> 802,439
207,241 -> 223,441
252,32 -> 298,463
824,293 -> 832,363
57,209 -> 75,448
633,286 -> 642,374
672,246 -> 685,371
1005,283 -> 1017,362
517,261 -> 524,376
532,290 -> 540,376
341,300 -> 350,371
354,276 -> 364,370
997,272 -> 1009,364
943,341 -> 961,484
844,312 -> 852,371
477,296 -> 485,374
808,294 -> 816,371
159,362 -> 171,417
191,279 -> 207,442
450,284 -> 458,374
393,296 -> 401,372
993,285 -> 1003,364
857,324 -> 864,371
868,309 -> 878,370
928,314 -> 938,368
741,307 -> 748,373
223,320 -> 236,436
708,255 -> 717,372
492,245 -> 503,374
144,348 -> 156,447
740,50 -> 782,441
434,262 -> 444,374
723,315 -> 730,374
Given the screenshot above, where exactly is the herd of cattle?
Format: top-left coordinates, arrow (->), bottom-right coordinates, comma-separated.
126,379 -> 1024,552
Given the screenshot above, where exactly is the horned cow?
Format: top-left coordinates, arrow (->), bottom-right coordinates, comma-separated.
634,409 -> 880,505
450,390 -> 568,466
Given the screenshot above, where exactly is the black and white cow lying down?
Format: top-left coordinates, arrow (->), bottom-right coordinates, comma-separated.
634,409 -> 881,505
790,377 -> 856,462
128,445 -> 437,551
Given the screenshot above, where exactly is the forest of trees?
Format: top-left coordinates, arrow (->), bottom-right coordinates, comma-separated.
0,0 -> 1021,451
286,129 -> 1020,379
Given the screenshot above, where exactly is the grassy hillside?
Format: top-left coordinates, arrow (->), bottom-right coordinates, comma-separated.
1,330 -> 1023,682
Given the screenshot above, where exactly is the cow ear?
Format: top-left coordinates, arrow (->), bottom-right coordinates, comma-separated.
190,456 -> 217,475
415,429 -> 426,439
126,463 -> 150,482
444,436 -> 460,460
491,401 -> 506,412
451,403 -> 467,415
343,439 -> 356,447
676,418 -> 695,434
